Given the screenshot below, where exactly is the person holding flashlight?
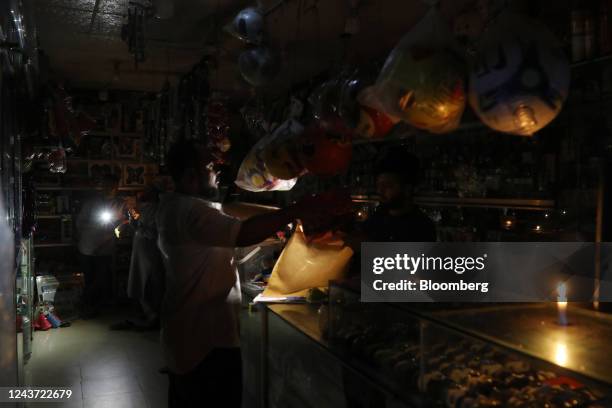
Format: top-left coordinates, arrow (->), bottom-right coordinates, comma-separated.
76,174 -> 126,318
157,139 -> 339,408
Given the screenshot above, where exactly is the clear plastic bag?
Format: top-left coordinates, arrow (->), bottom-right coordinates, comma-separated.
359,8 -> 466,134
309,79 -> 342,121
262,119 -> 307,180
468,12 -> 569,136
235,122 -> 300,192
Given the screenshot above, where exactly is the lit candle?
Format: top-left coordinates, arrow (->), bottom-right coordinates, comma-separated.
557,282 -> 568,326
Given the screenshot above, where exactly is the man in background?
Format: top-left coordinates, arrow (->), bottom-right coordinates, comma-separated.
76,174 -> 125,318
157,139 -> 336,407
111,183 -> 165,330
363,147 -> 436,242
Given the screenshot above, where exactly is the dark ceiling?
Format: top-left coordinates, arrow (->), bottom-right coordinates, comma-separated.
32,0 -> 534,95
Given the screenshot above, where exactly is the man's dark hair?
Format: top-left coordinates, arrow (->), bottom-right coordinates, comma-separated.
166,139 -> 207,182
373,147 -> 421,186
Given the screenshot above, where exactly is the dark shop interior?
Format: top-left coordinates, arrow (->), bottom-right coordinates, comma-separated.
1,0 -> 612,407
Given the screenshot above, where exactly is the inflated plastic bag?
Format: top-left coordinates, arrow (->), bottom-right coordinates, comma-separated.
262,119 -> 307,180
359,8 -> 466,134
468,12 -> 570,136
235,129 -> 298,192
309,79 -> 342,121
263,224 -> 354,297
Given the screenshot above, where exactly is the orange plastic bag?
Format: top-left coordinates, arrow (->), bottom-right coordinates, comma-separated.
263,224 -> 354,297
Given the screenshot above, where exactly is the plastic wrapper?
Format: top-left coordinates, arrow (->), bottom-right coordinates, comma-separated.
355,105 -> 396,139
468,12 -> 570,136
359,8 -> 466,134
262,119 -> 307,180
299,118 -> 353,176
225,7 -> 264,45
262,224 -> 353,297
338,68 -> 377,128
47,147 -> 67,174
309,79 -> 342,121
239,46 -> 281,87
235,130 -> 298,192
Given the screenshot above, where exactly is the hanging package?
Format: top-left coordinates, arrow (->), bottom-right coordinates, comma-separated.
235,128 -> 298,192
225,7 -> 265,45
468,12 -> 570,136
309,79 -> 342,121
239,46 -> 281,87
262,119 -> 307,180
355,105 -> 396,139
359,8 -> 466,134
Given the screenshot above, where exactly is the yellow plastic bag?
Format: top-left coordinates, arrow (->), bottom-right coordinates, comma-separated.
263,225 -> 354,297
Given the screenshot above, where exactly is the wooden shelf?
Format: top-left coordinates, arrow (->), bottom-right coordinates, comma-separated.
570,54 -> 612,69
34,243 -> 74,248
87,131 -> 142,138
35,185 -> 145,192
414,196 -> 555,211
351,195 -> 555,210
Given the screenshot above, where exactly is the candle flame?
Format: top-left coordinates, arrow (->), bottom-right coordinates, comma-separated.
557,282 -> 567,302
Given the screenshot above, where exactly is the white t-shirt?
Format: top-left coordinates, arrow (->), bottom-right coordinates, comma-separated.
156,192 -> 243,374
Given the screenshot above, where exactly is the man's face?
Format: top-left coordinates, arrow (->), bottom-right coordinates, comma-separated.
376,173 -> 404,207
193,148 -> 219,198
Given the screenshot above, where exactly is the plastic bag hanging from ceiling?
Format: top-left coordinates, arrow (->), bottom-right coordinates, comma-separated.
235,122 -> 301,192
467,12 -> 570,136
359,7 -> 466,134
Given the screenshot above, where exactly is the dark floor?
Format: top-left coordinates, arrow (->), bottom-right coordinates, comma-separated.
24,313 -> 167,408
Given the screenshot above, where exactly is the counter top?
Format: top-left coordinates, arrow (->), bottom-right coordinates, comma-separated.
427,303 -> 612,386
241,285 -> 326,346
267,303 -> 327,346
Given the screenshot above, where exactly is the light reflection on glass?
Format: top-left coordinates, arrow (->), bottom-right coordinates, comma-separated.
554,341 -> 569,366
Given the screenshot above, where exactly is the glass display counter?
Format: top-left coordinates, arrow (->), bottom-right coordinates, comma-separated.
328,280 -> 611,407
240,286 -> 408,408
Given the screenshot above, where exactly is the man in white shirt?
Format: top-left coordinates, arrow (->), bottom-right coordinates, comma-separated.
76,174 -> 125,318
157,140 -> 323,407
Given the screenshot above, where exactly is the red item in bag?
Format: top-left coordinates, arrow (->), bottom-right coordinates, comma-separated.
299,119 -> 353,176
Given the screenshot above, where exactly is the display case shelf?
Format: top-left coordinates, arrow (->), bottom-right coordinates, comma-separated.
414,196 -> 556,211
35,185 -> 144,192
328,281 -> 611,407
570,54 -> 612,69
421,303 -> 612,387
37,215 -> 71,219
33,243 -> 74,248
352,195 -> 556,211
86,131 -> 142,138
